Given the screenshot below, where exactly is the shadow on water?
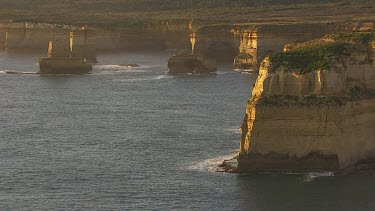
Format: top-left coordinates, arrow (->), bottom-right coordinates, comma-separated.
236,174 -> 375,211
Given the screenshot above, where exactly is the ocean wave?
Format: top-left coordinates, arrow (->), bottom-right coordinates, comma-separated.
188,153 -> 237,172
234,68 -> 257,73
0,70 -> 38,75
226,126 -> 241,134
114,75 -> 173,82
94,64 -> 132,70
93,64 -> 147,73
285,171 -> 335,181
305,171 -> 335,178
215,71 -> 233,75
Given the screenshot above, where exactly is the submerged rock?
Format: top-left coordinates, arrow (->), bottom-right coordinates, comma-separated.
38,57 -> 92,74
233,31 -> 375,174
167,51 -> 217,74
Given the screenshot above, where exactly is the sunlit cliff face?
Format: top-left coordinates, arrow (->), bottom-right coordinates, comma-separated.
234,30 -> 258,70
48,31 -> 71,58
240,31 -> 257,59
190,32 -> 196,54
70,27 -> 97,63
235,33 -> 375,173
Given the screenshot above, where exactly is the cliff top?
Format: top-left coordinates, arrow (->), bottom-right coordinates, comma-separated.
0,0 -> 374,28
268,32 -> 375,74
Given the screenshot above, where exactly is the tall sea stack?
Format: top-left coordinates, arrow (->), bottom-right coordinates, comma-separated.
229,32 -> 375,174
39,30 -> 92,74
70,26 -> 97,63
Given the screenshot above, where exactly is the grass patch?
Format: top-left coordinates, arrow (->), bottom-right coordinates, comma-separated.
268,42 -> 351,74
325,31 -> 375,44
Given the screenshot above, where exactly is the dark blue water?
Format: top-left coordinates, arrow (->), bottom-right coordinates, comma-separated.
1,50 -> 375,210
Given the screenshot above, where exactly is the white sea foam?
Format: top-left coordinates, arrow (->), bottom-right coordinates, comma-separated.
154,75 -> 173,80
188,153 -> 237,172
234,68 -> 257,74
285,171 -> 335,181
93,64 -> 147,73
94,64 -> 131,70
0,70 -> 37,75
215,71 -> 233,75
301,172 -> 335,182
306,171 -> 335,178
226,126 -> 241,134
114,75 -> 173,82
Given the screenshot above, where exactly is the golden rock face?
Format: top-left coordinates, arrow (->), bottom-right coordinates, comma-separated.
70,28 -> 97,63
237,35 -> 375,173
234,31 -> 258,70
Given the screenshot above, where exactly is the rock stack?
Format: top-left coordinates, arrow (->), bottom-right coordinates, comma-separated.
38,30 -> 92,74
167,51 -> 217,74
70,26 -> 97,63
227,32 -> 375,174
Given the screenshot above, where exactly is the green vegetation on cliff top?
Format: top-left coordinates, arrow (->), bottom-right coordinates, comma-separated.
325,31 -> 375,44
268,42 -> 350,74
257,87 -> 375,107
0,0 -> 374,28
268,32 -> 375,74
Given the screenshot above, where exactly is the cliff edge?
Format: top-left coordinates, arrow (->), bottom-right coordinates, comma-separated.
233,32 -> 375,174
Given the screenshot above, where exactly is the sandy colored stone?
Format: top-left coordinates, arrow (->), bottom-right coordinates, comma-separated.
237,35 -> 375,173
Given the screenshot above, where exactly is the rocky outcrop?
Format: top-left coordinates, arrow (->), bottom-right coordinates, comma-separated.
5,22 -> 72,49
194,25 -> 239,63
70,26 -> 97,63
38,57 -> 92,74
231,32 -> 375,174
0,21 -> 8,49
38,29 -> 92,74
233,31 -> 258,70
231,23 -> 348,71
48,31 -> 71,57
168,51 -> 217,74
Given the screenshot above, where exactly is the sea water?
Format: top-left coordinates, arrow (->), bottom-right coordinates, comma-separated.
0,49 -> 374,210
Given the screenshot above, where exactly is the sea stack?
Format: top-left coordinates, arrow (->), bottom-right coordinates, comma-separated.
226,32 -> 375,174
70,26 -> 98,63
234,31 -> 258,71
167,51 -> 217,74
38,30 -> 92,74
168,31 -> 217,74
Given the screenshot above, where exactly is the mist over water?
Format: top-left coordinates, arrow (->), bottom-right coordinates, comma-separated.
1,49 -> 375,210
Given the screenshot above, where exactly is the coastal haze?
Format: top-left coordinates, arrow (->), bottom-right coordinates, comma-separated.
0,0 -> 375,210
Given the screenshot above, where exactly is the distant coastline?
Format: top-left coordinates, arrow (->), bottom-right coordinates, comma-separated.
0,0 -> 374,29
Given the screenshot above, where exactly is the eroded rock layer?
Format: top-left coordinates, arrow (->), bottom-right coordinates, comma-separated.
236,32 -> 375,173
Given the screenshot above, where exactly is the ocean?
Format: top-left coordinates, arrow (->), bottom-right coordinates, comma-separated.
0,49 -> 374,210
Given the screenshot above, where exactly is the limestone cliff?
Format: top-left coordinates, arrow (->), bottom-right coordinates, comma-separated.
235,32 -> 375,173
231,21 -> 375,71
